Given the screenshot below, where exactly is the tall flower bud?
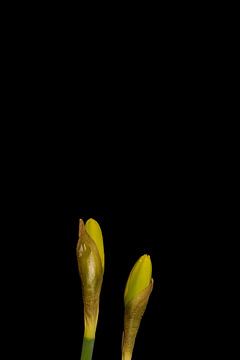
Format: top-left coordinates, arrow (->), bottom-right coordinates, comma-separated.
122,255 -> 154,360
76,218 -> 105,359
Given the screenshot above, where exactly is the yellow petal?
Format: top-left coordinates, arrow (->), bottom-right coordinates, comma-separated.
124,254 -> 152,305
85,218 -> 105,270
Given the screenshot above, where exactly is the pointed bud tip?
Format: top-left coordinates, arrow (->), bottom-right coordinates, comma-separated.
138,254 -> 152,274
124,254 -> 152,305
78,219 -> 85,237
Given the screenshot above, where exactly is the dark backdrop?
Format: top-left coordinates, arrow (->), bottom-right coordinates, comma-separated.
4,8 -> 218,357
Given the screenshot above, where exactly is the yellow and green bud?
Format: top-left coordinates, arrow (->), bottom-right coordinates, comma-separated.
122,255 -> 154,360
76,218 -> 104,340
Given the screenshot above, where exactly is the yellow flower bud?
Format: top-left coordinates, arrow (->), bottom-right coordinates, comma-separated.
76,219 -> 105,340
122,255 -> 154,360
124,254 -> 152,305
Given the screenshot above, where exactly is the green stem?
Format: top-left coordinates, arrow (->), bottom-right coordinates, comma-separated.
81,338 -> 95,360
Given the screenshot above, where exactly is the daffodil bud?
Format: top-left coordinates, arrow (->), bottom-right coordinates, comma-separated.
122,255 -> 154,360
76,218 -> 105,340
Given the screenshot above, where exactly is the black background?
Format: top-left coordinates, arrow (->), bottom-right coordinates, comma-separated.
2,4 -> 226,357
5,25 -> 214,355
